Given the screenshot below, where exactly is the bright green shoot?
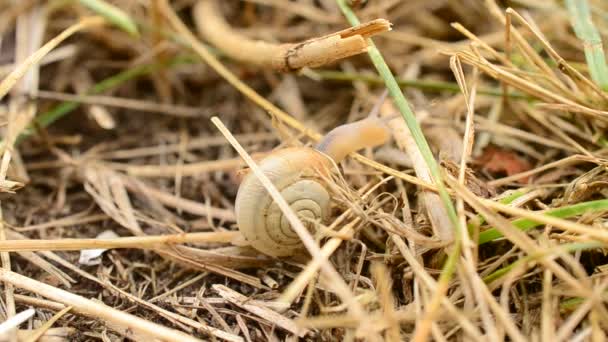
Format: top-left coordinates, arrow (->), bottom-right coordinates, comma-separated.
478,199 -> 608,244
79,0 -> 139,37
565,0 -> 608,90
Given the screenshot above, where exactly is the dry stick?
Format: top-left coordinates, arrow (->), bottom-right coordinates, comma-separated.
211,117 -> 379,340
279,218 -> 360,306
0,16 -> 102,329
102,133 -> 275,160
541,269 -> 554,342
297,313 -> 392,330
0,205 -> 15,331
122,175 -> 236,221
0,308 -> 34,336
9,3 -> 45,186
83,166 -> 261,285
472,116 -> 577,152
502,5 -> 513,110
488,154 -> 598,187
111,157 -> 245,177
194,0 -> 391,71
448,22 -> 512,67
0,268 -> 203,342
480,199 -> 608,244
464,260 -> 527,342
0,16 -> 104,167
505,8 -> 608,102
393,174 -> 424,328
0,44 -> 77,78
0,0 -> 36,38
149,272 -> 208,303
14,295 -> 67,312
15,242 -> 245,341
450,57 -> 501,340
162,0 -> 435,194
353,156 -> 436,191
0,231 -> 239,252
34,90 -> 205,117
277,177 -> 393,306
392,59 -> 463,340
370,262 -> 400,341
448,60 -> 527,341
244,0 -> 339,23
390,235 -> 483,340
378,101 -> 454,247
447,178 -> 596,299
19,328 -> 76,341
103,280 -> 243,342
0,17 -> 103,102
452,50 -> 608,119
22,306 -> 72,342
5,230 -> 75,287
213,284 -> 307,337
13,212 -> 108,232
523,105 -> 594,157
495,11 -> 576,101
483,1 -> 576,101
555,280 -> 608,342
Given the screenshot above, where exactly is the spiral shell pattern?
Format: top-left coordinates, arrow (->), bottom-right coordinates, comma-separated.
235,147 -> 332,257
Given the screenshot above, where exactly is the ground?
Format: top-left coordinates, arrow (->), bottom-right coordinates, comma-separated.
0,0 -> 608,341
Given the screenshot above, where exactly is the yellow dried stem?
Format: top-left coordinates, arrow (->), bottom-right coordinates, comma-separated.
193,0 -> 391,71
0,269 -> 207,342
0,231 -> 239,252
21,306 -> 72,342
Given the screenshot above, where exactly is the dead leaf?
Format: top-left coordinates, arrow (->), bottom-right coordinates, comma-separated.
476,146 -> 532,183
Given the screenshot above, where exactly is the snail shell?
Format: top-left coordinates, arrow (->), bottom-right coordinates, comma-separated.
235,114 -> 391,257
235,147 -> 333,257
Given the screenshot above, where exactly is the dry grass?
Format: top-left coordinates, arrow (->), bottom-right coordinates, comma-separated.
0,0 -> 608,341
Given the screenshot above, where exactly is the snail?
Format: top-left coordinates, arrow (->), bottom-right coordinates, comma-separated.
235,112 -> 392,257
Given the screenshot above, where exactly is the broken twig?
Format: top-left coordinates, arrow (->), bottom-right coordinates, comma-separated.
193,0 -> 391,71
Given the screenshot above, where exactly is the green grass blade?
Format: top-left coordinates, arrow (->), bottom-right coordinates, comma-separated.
79,0 -> 139,36
478,199 -> 608,244
335,4 -> 463,335
19,57 -> 192,143
468,189 -> 528,230
32,64 -> 153,129
335,0 -> 460,237
565,0 -> 608,90
313,70 -> 530,98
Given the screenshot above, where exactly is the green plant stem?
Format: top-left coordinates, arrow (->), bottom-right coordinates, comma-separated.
478,199 -> 608,244
335,3 -> 462,338
20,57 -> 194,143
335,0 -> 460,237
565,0 -> 608,90
314,70 -> 530,99
469,189 -> 528,231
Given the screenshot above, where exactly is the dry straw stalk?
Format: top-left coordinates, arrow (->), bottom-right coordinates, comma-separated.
194,0 -> 391,71
0,231 -> 238,252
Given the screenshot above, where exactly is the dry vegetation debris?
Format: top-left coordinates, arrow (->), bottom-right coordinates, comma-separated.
0,0 -> 607,341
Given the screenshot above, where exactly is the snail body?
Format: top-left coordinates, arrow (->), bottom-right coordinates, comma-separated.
235,115 -> 391,257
